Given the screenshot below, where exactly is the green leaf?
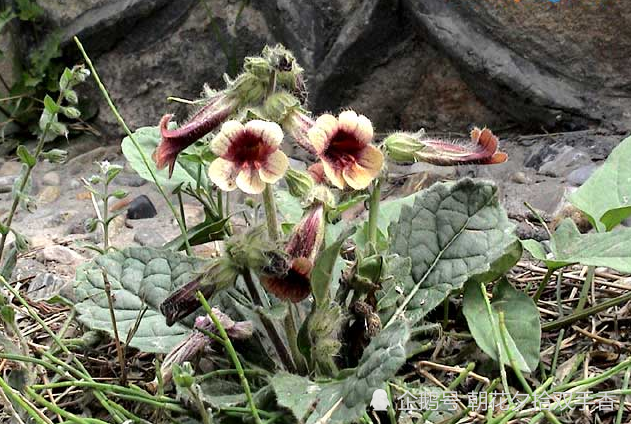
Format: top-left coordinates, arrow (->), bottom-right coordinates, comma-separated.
270,372 -> 321,422
16,0 -> 44,20
16,145 -> 35,167
386,179 -> 517,324
306,320 -> 410,424
522,218 -> 631,273
121,126 -> 207,191
355,192 -> 417,251
310,227 -> 355,307
43,95 -> 59,114
463,279 -> 541,372
568,135 -> 631,232
163,217 -> 229,251
275,189 -> 304,224
74,247 -> 206,353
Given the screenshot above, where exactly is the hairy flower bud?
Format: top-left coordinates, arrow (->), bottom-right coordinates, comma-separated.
160,257 -> 239,326
384,127 -> 507,165
262,203 -> 325,302
285,168 -> 314,199
264,92 -> 316,155
159,309 -> 252,385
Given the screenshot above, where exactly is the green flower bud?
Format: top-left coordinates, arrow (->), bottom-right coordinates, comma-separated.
285,168 -> 314,199
172,363 -> 195,389
383,131 -> 425,163
41,149 -> 68,164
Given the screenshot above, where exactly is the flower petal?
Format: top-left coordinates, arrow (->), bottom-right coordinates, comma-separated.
208,157 -> 238,191
245,120 -> 284,147
236,167 -> 265,194
342,145 -> 383,190
338,110 -> 359,134
307,127 -> 329,154
259,150 -> 289,184
355,114 -> 374,145
212,121 -> 243,156
315,114 -> 338,138
321,159 -> 346,189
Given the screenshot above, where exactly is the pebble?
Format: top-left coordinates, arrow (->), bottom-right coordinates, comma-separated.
510,171 -> 528,184
567,164 -> 598,187
36,245 -> 84,266
37,186 -> 61,203
127,195 -> 157,219
0,161 -> 22,177
0,175 -> 17,193
117,174 -> 147,187
42,171 -> 61,186
45,210 -> 77,228
134,230 -> 166,247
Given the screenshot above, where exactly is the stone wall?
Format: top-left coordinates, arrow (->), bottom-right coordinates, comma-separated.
3,0 -> 630,135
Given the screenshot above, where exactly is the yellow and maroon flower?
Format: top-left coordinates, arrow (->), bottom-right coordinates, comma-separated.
384,126 -> 507,165
307,111 -> 384,190
154,93 -> 237,176
262,203 -> 325,302
207,120 -> 289,194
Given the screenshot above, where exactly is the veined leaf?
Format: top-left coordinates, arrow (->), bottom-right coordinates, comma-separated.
121,126 -> 207,191
463,278 -> 541,372
74,247 -> 206,353
386,179 -> 517,325
568,135 -> 631,232
523,218 -> 631,273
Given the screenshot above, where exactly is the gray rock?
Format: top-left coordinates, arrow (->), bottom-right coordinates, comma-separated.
36,245 -> 84,266
510,172 -> 528,184
0,175 -> 17,193
117,174 -> 147,187
0,161 -> 22,177
567,164 -> 599,187
37,186 -> 61,203
42,171 -> 61,186
538,146 -> 591,178
127,195 -> 157,219
133,230 -> 166,247
45,210 -> 77,228
27,273 -> 72,302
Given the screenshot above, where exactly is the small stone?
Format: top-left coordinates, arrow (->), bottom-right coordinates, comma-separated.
532,144 -> 591,178
127,195 -> 157,219
0,175 -> 17,193
567,164 -> 599,187
133,230 -> 166,247
66,213 -> 94,234
27,273 -> 71,302
37,186 -> 61,203
510,171 -> 528,184
117,174 -> 147,187
37,245 -> 84,266
42,171 -> 61,186
70,179 -> 82,190
45,210 -> 77,228
0,161 -> 22,177
183,204 -> 204,226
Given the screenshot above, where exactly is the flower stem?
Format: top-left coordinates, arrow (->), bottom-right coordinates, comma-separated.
197,293 -> 262,424
367,178 -> 382,250
262,184 -> 280,241
74,36 -> 192,255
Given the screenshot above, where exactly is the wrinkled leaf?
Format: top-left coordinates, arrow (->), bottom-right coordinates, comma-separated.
270,372 -> 321,422
306,320 -> 410,424
275,190 -> 303,224
523,218 -> 631,273
121,126 -> 207,191
463,278 -> 541,372
387,179 -> 517,324
311,227 -> 355,306
568,135 -> 631,232
74,247 -> 206,353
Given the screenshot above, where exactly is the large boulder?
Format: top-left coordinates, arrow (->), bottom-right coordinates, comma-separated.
4,0 -> 630,133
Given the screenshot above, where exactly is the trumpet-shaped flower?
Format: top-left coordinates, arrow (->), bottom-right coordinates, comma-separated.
384,127 -> 507,165
154,93 -> 236,176
263,203 -> 325,302
307,111 -> 384,190
208,120 -> 289,194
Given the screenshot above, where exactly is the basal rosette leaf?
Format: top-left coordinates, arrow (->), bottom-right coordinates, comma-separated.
386,179 -> 517,325
74,247 -> 206,353
523,218 -> 631,273
568,134 -> 631,232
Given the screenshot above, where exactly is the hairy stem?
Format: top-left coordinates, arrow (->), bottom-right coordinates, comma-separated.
367,178 -> 381,249
262,184 -> 280,242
